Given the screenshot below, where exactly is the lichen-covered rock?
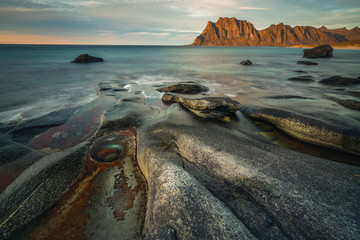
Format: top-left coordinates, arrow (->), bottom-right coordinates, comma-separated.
157,82 -> 209,94
71,54 -> 104,63
162,94 -> 241,118
303,45 -> 333,58
319,76 -> 360,85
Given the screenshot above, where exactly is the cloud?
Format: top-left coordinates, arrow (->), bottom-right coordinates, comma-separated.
237,7 -> 270,10
128,32 -> 170,36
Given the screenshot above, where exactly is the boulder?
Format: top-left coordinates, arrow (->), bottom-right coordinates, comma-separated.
303,44 -> 333,58
287,75 -> 314,82
241,106 -> 360,156
240,60 -> 252,65
71,54 -> 103,63
157,82 -> 209,94
297,61 -> 318,65
162,94 -> 241,118
319,76 -> 360,85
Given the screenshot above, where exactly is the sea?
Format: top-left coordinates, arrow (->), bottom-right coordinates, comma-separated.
0,44 -> 359,123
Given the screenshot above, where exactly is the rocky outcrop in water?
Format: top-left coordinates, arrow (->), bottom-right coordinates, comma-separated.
297,61 -> 318,65
287,75 -> 314,82
71,54 -> 104,63
303,45 -> 333,58
319,76 -> 360,85
191,17 -> 360,46
157,82 -> 209,94
240,60 -> 253,65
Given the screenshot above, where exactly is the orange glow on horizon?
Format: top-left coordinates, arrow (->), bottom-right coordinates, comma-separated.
0,32 -> 122,45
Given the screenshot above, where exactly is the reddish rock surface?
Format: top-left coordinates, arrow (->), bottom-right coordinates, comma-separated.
191,17 -> 360,46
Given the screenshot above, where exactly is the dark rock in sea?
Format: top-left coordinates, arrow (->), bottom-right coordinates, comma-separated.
240,60 -> 252,65
297,61 -> 318,65
303,44 -> 333,58
294,70 -> 308,73
162,94 -> 241,118
319,76 -> 360,85
157,82 -> 209,94
287,75 -> 314,82
71,54 -> 104,63
241,106 -> 360,156
265,95 -> 312,100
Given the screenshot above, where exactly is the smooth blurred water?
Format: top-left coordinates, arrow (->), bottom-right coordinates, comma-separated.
0,45 -> 359,122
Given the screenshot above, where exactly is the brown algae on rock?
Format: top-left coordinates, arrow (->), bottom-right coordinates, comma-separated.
14,129 -> 146,240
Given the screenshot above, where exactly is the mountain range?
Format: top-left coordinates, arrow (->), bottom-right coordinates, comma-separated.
190,17 -> 360,47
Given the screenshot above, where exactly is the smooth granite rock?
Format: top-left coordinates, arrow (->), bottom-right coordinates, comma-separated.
241,106 -> 360,156
162,94 -> 241,118
1,90 -> 360,240
303,45 -> 333,58
0,142 -> 88,239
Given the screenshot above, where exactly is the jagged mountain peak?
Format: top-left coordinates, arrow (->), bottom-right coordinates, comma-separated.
191,17 -> 360,46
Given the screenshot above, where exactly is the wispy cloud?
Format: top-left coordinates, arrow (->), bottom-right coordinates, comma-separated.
128,32 -> 170,36
237,7 -> 271,10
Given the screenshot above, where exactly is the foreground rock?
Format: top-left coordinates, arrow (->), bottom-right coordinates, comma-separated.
241,106 -> 360,156
71,54 -> 104,63
240,60 -> 252,65
319,76 -> 360,85
287,75 -> 314,82
297,61 -> 318,65
162,94 -> 241,118
303,45 -> 333,58
157,82 -> 209,94
1,90 -> 360,240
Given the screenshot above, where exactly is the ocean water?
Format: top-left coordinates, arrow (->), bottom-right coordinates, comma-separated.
0,44 -> 359,123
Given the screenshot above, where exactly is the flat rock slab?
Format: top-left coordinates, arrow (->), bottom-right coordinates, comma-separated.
319,76 -> 360,85
157,82 -> 209,94
241,106 -> 360,156
325,93 -> 360,110
71,54 -> 104,63
303,44 -> 333,58
162,94 -> 241,118
297,61 -> 318,65
287,75 -> 314,82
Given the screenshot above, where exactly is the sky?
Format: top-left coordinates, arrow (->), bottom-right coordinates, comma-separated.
0,0 -> 359,45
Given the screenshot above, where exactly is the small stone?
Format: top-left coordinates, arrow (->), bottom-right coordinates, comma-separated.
287,75 -> 314,82
240,60 -> 252,65
297,61 -> 318,65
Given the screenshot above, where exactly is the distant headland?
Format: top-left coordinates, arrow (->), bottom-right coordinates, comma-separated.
190,17 -> 360,47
